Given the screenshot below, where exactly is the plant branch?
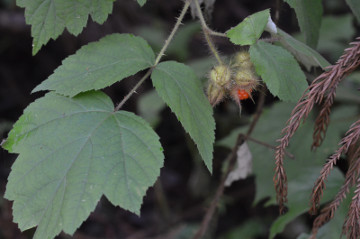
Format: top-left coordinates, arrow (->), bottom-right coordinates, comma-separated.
247,136 -> 294,159
114,0 -> 192,111
194,0 -> 224,65
154,0 -> 192,65
192,89 -> 266,239
114,70 -> 152,111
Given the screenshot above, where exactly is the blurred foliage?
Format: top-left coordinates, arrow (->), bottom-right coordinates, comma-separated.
217,102 -> 359,238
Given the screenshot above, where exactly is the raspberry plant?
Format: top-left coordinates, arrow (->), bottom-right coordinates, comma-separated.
2,0 -> 360,238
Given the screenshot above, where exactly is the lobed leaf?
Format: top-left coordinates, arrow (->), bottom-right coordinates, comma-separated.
17,0 -> 115,55
226,9 -> 270,46
284,0 -> 323,48
249,41 -> 308,102
345,0 -> 360,23
276,28 -> 330,71
151,61 -> 215,172
3,91 -> 163,239
33,34 -> 155,97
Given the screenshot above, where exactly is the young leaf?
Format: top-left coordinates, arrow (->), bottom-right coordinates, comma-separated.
151,61 -> 215,172
284,0 -> 323,48
17,0 -> 116,55
226,9 -> 270,46
3,91 -> 163,239
276,28 -> 330,71
249,41 -> 308,102
33,34 -> 155,97
345,0 -> 360,23
137,0 -> 147,7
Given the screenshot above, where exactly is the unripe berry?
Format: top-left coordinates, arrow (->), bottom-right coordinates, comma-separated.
209,65 -> 232,87
233,69 -> 259,90
207,65 -> 232,106
207,82 -> 226,106
233,51 -> 253,69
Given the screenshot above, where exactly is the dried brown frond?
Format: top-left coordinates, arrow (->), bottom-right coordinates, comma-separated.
274,37 -> 360,213
310,147 -> 360,239
312,38 -> 360,149
310,120 -> 360,215
343,178 -> 360,239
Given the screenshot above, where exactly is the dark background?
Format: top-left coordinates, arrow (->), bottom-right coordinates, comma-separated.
0,0 -> 357,238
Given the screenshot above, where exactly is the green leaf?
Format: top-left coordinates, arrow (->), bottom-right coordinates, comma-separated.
284,0 -> 323,48
137,22 -> 201,61
277,28 -> 330,71
151,61 -> 215,172
17,0 -> 116,55
345,0 -> 360,23
33,34 -> 155,97
296,191 -> 352,239
137,89 -> 166,127
317,14 -> 356,62
221,219 -> 266,239
217,102 -> 358,238
136,0 -> 146,7
3,91 -> 163,239
226,9 -> 270,46
249,41 -> 308,102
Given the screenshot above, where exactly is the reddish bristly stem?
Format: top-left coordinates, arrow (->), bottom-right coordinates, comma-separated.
312,38 -> 360,149
274,37 -> 360,214
310,119 -> 360,216
343,177 -> 360,239
310,146 -> 360,239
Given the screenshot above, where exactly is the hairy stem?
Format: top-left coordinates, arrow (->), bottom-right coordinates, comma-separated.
154,0 -> 192,65
194,0 -> 224,65
114,70 -> 152,111
114,0 -> 192,111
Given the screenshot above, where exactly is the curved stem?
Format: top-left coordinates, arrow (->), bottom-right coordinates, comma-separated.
194,0 -> 224,65
114,0 -> 192,111
154,0 -> 192,65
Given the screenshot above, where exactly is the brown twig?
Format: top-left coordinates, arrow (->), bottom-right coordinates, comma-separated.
192,88 -> 266,239
274,37 -> 360,214
247,136 -> 295,159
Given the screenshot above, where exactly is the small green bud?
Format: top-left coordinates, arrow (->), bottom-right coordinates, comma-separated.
233,51 -> 253,69
209,65 -> 232,87
207,81 -> 226,106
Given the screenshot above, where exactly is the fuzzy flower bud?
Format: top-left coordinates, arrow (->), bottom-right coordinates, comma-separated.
206,65 -> 232,106
209,65 -> 232,87
233,51 -> 253,69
